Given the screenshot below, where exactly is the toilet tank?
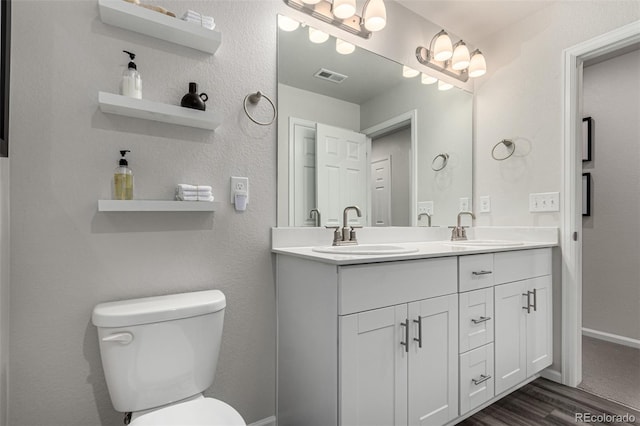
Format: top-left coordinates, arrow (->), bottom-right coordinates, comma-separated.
92,290 -> 226,413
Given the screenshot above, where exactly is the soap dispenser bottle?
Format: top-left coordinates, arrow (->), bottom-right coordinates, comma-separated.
113,150 -> 134,200
121,50 -> 142,99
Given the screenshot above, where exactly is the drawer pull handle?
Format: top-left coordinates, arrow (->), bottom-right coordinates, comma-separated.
471,316 -> 491,324
472,270 -> 493,276
413,317 -> 423,348
400,320 -> 409,352
472,374 -> 492,386
522,291 -> 534,313
532,288 -> 538,312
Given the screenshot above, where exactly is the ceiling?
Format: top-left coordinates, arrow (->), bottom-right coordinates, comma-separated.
394,0 -> 555,42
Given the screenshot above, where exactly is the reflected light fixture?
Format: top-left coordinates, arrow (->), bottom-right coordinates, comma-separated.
402,66 -> 419,78
415,30 -> 488,84
421,73 -> 437,85
278,14 -> 300,32
282,0 -> 387,39
336,38 -> 356,54
309,26 -> 329,43
438,80 -> 453,91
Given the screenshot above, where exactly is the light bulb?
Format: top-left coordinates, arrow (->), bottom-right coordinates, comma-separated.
468,50 -> 487,77
433,31 -> 453,62
332,0 -> 356,19
421,73 -> 437,85
300,0 -> 321,4
364,0 -> 387,32
402,66 -> 419,78
309,27 -> 329,44
438,80 -> 453,91
451,41 -> 471,70
336,38 -> 355,55
278,15 -> 300,32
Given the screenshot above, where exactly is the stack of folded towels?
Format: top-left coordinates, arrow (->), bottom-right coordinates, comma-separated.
181,10 -> 215,30
176,184 -> 214,202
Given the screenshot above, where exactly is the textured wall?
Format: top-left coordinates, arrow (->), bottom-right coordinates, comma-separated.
9,1 -> 278,424
582,50 -> 640,341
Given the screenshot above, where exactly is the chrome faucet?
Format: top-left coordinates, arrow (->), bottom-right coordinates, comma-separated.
450,211 -> 475,241
326,206 -> 362,246
418,212 -> 432,227
309,209 -> 321,227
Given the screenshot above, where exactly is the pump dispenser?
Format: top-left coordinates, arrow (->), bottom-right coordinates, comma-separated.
121,50 -> 142,99
113,150 -> 134,200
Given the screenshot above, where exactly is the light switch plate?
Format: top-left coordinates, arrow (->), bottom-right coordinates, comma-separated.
529,192 -> 560,212
459,197 -> 470,212
418,201 -> 434,215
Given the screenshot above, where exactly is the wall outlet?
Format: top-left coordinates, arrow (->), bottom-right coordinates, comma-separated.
230,176 -> 249,204
417,201 -> 434,216
479,196 -> 491,213
529,192 -> 560,212
459,197 -> 470,212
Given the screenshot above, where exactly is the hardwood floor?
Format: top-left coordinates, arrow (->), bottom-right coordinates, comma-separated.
458,378 -> 640,425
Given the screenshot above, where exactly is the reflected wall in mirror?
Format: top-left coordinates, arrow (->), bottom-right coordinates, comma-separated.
277,20 -> 473,228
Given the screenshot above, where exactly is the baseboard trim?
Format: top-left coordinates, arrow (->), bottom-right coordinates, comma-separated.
540,368 -> 562,383
248,415 -> 276,426
582,327 -> 640,349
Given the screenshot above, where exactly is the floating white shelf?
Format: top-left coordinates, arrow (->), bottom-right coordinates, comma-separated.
98,200 -> 220,212
98,0 -> 221,54
98,92 -> 220,130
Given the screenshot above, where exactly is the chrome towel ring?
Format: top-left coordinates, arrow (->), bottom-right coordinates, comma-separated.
492,139 -> 516,161
431,153 -> 449,171
243,91 -> 277,126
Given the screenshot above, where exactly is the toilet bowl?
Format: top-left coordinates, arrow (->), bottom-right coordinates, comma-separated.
92,289 -> 246,425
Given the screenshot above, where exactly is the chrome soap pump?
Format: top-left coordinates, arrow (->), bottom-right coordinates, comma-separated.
121,50 -> 142,99
113,150 -> 134,200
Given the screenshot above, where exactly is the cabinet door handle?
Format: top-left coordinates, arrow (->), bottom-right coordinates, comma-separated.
413,317 -> 422,348
472,270 -> 493,276
522,292 -> 531,313
472,374 -> 492,386
471,316 -> 491,324
532,288 -> 538,312
400,320 -> 409,352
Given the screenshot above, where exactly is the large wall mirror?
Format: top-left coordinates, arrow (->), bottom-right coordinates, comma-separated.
277,19 -> 473,228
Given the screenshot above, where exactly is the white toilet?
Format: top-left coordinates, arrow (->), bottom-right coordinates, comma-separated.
92,289 -> 246,425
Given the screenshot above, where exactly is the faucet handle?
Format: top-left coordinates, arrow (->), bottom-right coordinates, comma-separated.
325,225 -> 342,246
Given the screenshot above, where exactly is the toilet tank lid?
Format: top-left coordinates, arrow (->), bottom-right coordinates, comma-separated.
92,290 -> 226,328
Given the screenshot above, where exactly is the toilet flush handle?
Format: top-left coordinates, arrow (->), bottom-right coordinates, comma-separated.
102,332 -> 133,345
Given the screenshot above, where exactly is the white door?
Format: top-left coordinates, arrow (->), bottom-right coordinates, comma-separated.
340,305 -> 408,426
494,281 -> 527,395
291,119 -> 317,226
371,157 -> 392,226
316,123 -> 368,227
526,276 -> 553,376
407,294 -> 458,426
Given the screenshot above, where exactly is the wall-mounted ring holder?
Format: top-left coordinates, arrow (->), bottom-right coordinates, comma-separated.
491,139 -> 516,161
431,153 -> 449,171
243,91 -> 277,126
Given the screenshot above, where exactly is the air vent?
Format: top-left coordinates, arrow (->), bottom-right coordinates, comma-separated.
314,68 -> 348,84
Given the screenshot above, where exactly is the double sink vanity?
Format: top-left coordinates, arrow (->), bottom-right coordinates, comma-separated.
272,226 -> 557,426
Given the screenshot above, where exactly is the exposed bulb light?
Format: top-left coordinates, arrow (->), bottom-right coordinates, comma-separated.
278,15 -> 300,32
332,0 -> 356,19
468,50 -> 487,77
438,80 -> 453,91
336,38 -> 356,55
300,0 -> 321,4
451,41 -> 471,70
433,30 -> 453,62
363,0 -> 387,32
402,65 -> 419,78
421,73 -> 437,85
309,27 -> 329,44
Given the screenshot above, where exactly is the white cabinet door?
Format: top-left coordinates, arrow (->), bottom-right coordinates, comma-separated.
459,343 -> 494,414
340,305 -> 408,426
407,294 -> 458,426
494,281 -> 527,395
459,287 -> 494,353
526,276 -> 553,376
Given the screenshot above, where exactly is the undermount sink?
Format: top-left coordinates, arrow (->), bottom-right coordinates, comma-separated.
446,240 -> 524,247
312,244 -> 419,255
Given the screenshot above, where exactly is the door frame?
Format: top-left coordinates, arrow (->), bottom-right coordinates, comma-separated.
561,20 -> 640,387
361,110 -> 418,225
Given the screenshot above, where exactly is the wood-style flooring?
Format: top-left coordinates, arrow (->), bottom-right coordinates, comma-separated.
458,378 -> 640,425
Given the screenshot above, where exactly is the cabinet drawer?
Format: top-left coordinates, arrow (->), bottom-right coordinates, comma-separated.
494,248 -> 551,284
339,257 -> 457,315
459,343 -> 494,415
459,288 -> 494,353
459,254 -> 494,292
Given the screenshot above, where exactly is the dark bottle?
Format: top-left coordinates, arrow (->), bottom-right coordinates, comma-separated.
180,82 -> 208,111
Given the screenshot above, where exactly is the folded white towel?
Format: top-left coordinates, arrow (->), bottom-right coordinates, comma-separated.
179,189 -> 212,196
176,194 -> 214,202
177,184 -> 213,192
182,19 -> 215,29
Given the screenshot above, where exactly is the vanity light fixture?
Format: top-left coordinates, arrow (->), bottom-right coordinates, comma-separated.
309,26 -> 330,43
438,80 -> 453,91
402,65 -> 419,78
278,14 -> 300,32
421,73 -> 437,85
416,30 -> 487,83
282,0 -> 387,39
336,38 -> 356,54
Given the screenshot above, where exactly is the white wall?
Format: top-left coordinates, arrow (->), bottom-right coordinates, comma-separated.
582,49 -> 640,341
